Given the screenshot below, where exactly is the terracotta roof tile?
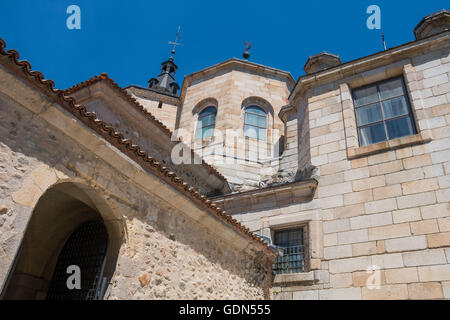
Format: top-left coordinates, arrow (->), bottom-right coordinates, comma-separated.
65,73 -> 227,183
0,38 -> 273,255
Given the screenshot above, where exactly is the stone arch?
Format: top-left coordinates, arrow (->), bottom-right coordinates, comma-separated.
241,96 -> 274,117
2,179 -> 125,300
192,97 -> 219,116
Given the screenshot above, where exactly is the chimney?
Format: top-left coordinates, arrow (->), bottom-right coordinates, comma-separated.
303,52 -> 341,74
414,9 -> 450,40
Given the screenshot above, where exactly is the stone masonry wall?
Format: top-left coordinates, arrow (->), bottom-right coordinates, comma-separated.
0,81 -> 271,299
231,40 -> 450,299
133,95 -> 178,132
178,67 -> 291,190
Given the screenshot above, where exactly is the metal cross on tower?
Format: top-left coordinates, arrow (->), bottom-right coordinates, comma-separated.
168,26 -> 183,57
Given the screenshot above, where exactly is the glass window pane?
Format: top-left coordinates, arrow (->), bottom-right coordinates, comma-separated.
196,118 -> 203,130
200,106 -> 216,116
358,123 -> 387,146
382,96 -> 408,119
246,105 -> 266,116
244,125 -> 258,139
356,103 -> 382,126
195,107 -> 216,140
245,113 -> 266,128
200,114 -> 216,127
386,116 -> 415,140
353,85 -> 379,107
257,127 -> 266,140
379,78 -> 404,100
202,126 -> 214,139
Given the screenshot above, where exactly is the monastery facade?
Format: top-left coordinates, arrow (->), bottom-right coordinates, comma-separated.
0,9 -> 449,300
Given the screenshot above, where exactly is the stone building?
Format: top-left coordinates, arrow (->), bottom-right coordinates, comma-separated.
1,9 -> 449,300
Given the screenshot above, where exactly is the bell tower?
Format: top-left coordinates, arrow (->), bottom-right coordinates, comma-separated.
148,57 -> 180,96
148,27 -> 182,96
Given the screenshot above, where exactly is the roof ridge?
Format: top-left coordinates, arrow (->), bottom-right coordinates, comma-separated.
0,38 -> 271,254
64,73 -> 228,183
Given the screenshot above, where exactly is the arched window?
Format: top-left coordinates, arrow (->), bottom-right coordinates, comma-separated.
195,106 -> 217,140
244,105 -> 267,140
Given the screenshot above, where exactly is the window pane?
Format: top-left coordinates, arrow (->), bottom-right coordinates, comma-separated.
202,126 -> 214,139
200,106 -> 216,116
353,85 -> 379,107
257,127 -> 266,141
379,78 -> 404,100
359,123 -> 387,146
246,105 -> 266,116
382,96 -> 408,119
245,113 -> 266,128
386,116 -> 415,140
244,125 -> 258,139
275,229 -> 303,247
200,114 -> 216,127
356,103 -> 382,126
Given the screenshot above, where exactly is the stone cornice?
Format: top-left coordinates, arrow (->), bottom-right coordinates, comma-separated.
288,31 -> 450,106
178,58 -> 296,105
278,104 -> 295,123
125,85 -> 181,106
209,179 -> 318,210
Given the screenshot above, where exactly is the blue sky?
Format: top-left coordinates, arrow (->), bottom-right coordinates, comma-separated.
0,1 -> 448,89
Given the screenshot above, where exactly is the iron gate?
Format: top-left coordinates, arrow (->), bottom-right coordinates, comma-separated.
46,220 -> 109,300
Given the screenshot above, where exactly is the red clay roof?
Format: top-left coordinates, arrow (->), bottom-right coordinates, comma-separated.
65,73 -> 228,184
0,38 -> 273,255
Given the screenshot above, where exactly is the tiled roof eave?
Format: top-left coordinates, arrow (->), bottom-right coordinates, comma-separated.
0,38 -> 273,257
64,73 -> 228,184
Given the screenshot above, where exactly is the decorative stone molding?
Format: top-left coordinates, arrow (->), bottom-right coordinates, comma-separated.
125,85 -> 181,106
179,58 -> 295,105
414,9 -> 450,40
289,31 -> 450,106
304,52 -> 342,75
273,271 -> 316,286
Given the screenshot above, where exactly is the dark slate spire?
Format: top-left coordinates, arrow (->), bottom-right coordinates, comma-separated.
148,27 -> 182,96
148,57 -> 180,96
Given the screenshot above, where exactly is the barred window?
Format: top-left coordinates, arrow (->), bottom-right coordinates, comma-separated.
352,77 -> 417,147
195,106 -> 217,140
244,105 -> 267,140
273,228 -> 305,275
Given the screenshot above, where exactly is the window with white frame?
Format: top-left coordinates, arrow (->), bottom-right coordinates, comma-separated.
352,77 -> 417,147
195,106 -> 217,140
244,105 -> 267,140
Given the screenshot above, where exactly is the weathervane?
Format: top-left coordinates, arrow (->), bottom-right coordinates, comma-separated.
168,26 -> 183,58
243,41 -> 251,60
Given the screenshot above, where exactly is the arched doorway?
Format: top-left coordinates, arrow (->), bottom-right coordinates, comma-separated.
46,220 -> 109,300
2,182 -> 122,300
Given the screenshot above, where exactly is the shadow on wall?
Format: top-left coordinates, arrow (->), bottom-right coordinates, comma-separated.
2,182 -> 123,300
0,85 -> 271,299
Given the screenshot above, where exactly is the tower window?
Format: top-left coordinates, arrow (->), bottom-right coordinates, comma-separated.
352,77 -> 417,147
195,106 -> 217,140
244,105 -> 267,140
